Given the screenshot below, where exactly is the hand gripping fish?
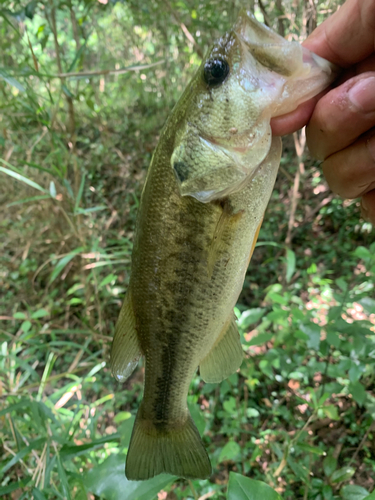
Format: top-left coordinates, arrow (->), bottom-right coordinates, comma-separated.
110,12 -> 336,480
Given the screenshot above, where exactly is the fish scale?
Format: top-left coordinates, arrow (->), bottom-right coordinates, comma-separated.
110,10 -> 337,480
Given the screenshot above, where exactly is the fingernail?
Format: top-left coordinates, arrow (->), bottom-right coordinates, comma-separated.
348,77 -> 375,112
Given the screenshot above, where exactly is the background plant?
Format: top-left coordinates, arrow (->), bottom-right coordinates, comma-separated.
1,0 -> 374,499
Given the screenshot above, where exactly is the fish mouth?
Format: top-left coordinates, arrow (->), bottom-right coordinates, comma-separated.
201,133 -> 253,154
191,124 -> 263,156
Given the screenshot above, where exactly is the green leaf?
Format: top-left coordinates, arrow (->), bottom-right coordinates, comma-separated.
31,309 -> 49,319
340,485 -> 369,500
21,320 -> 32,333
118,416 -> 136,447
219,441 -> 241,463
67,40 -> 88,73
238,308 -> 266,329
49,180 -> 56,198
188,402 -> 206,436
83,454 -> 175,500
349,381 -> 367,406
99,273 -> 117,288
326,329 -> 341,348
363,493 -> 375,500
227,472 -> 282,500
285,248 -> 296,283
323,455 -> 337,478
287,457 -> 309,483
113,411 -> 131,424
74,171 -> 86,214
247,332 -> 273,346
0,477 -> 31,495
62,83 -> 74,98
1,437 -> 45,473
57,455 -> 71,500
32,487 -> 47,500
0,68 -> 25,91
0,399 -> 31,418
0,165 -> 47,193
297,443 -> 325,455
323,405 -> 339,420
353,246 -> 372,260
330,466 -> 356,483
49,248 -> 84,285
300,323 -> 321,350
7,194 -> 51,207
359,297 -> 375,314
60,434 -> 120,459
13,311 -> 27,319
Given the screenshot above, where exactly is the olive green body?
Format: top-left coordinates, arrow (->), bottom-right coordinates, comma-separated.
130,108 -> 281,429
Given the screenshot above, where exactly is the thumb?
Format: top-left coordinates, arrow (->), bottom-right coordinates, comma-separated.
307,72 -> 375,161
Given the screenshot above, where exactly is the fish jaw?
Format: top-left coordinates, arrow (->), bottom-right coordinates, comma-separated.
171,11 -> 337,203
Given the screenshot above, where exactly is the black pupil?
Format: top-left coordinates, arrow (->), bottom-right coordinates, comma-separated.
204,58 -> 229,87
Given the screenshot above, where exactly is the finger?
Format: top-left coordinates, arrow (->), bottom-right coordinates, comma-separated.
307,73 -> 375,160
303,0 -> 375,66
361,189 -> 375,224
321,131 -> 375,199
271,94 -> 320,136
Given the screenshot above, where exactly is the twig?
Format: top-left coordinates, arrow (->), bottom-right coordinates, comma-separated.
285,129 -> 306,247
188,480 -> 199,500
198,491 -> 216,500
257,0 -> 272,27
348,420 -> 375,466
54,60 -> 165,79
163,0 -> 203,58
275,0 -> 286,36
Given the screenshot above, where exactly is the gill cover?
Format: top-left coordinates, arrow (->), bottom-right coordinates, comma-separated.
171,11 -> 336,203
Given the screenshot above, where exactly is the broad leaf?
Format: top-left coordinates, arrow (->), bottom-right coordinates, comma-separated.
83,454 -> 176,500
340,485 -> 369,500
227,472 -> 282,500
219,441 -> 241,463
331,467 -> 356,483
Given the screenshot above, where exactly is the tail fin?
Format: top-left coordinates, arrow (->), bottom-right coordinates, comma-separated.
125,404 -> 212,480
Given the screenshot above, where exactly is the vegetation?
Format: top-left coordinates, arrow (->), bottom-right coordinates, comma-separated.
1,0 -> 374,499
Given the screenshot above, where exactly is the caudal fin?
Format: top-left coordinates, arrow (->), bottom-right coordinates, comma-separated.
125,404 -> 212,480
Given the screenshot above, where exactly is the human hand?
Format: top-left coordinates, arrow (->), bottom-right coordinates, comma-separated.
271,0 -> 375,224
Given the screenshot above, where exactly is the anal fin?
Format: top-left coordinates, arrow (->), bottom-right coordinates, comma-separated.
110,290 -> 142,382
199,315 -> 243,383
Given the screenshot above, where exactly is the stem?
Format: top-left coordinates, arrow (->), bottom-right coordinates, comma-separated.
163,0 -> 203,58
188,479 -> 199,500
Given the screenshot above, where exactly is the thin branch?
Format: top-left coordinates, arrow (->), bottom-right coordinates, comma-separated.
257,0 -> 272,27
163,0 -> 203,58
275,0 -> 286,37
55,60 -> 165,79
188,480 -> 199,500
348,420 -> 375,466
285,129 -> 306,247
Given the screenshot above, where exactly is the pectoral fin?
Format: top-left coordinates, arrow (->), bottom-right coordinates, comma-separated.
208,202 -> 243,277
200,316 -> 243,383
110,290 -> 142,382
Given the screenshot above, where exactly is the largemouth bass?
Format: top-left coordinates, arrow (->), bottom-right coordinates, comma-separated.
111,12 -> 335,480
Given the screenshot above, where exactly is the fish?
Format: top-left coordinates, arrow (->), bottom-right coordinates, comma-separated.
110,11 -> 336,481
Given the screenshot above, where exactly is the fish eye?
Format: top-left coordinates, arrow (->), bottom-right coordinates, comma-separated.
203,58 -> 229,87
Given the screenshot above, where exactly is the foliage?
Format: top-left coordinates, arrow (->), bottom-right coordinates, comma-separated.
1,0 -> 374,499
